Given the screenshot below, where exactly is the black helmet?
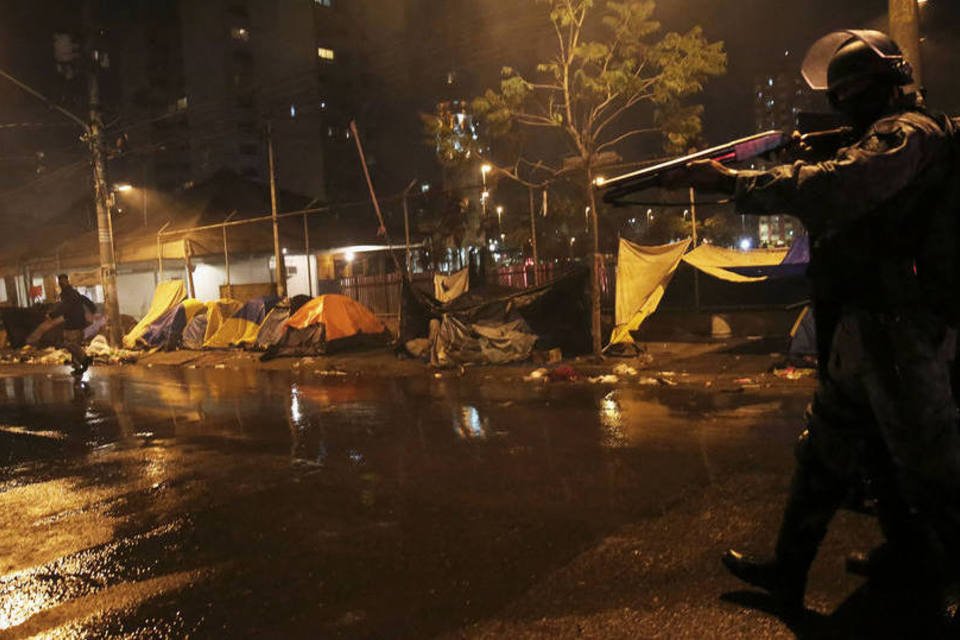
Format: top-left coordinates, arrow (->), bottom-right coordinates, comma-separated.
802,30 -> 913,96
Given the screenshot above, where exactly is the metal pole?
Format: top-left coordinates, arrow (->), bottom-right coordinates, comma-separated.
889,0 -> 923,86
402,179 -> 417,273
85,0 -> 122,346
156,221 -> 170,283
267,121 -> 285,297
529,186 -> 540,286
183,239 -> 196,298
587,166 -> 602,357
304,212 -> 313,298
223,226 -> 231,299
690,186 -> 700,312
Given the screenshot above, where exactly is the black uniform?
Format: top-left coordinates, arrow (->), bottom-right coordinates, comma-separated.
734,106 -> 960,587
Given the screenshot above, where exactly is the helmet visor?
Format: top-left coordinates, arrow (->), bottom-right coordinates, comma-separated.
802,29 -> 905,90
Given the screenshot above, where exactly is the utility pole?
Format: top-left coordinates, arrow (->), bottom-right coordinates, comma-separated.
402,179 -> 418,273
528,186 -> 540,286
266,121 -> 286,298
84,1 -> 122,346
1,4 -> 124,346
889,0 -> 924,86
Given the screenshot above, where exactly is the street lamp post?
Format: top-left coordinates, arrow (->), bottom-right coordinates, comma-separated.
481,164 -> 492,219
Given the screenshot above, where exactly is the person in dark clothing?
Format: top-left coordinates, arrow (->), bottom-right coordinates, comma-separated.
667,30 -> 960,629
49,274 -> 95,377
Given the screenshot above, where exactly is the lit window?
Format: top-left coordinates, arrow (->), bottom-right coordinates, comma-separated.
317,47 -> 335,61
176,96 -> 188,111
290,104 -> 297,118
231,27 -> 249,41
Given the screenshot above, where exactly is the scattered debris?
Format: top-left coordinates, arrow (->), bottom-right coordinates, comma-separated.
588,374 -> 620,384
638,377 -> 660,386
773,367 -> 816,380
314,370 -> 348,377
548,365 -> 581,383
733,377 -> 756,385
523,368 -> 549,382
532,348 -> 564,365
84,336 -> 139,364
613,363 -> 638,377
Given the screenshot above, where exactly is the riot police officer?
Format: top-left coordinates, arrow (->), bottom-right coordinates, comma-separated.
670,30 -> 960,628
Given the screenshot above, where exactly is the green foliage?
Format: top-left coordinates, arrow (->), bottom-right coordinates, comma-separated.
471,0 -> 727,163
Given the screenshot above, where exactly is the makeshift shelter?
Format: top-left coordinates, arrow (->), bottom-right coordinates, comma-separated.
400,267 -> 591,367
431,316 -> 538,367
137,298 -> 205,350
434,268 -> 469,303
254,295 -> 311,350
123,280 -> 187,348
681,245 -> 789,283
609,238 -> 691,348
262,294 -> 386,359
182,315 -> 209,351
204,296 -> 279,349
789,306 -> 818,356
180,299 -> 242,350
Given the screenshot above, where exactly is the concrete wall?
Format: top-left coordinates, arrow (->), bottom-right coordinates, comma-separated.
117,271 -> 160,319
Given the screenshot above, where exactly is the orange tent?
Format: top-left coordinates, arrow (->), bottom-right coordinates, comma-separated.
284,294 -> 385,341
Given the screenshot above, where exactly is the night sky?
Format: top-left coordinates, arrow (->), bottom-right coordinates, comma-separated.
0,1 -> 958,177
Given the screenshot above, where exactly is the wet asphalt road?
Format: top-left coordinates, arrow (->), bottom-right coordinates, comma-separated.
0,365 -> 936,639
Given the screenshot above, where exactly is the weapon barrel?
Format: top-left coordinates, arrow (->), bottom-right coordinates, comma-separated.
598,130 -> 788,204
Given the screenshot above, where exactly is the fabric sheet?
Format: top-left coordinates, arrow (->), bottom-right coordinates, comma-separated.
433,268 -> 469,303
123,280 -> 186,348
681,245 -> 789,283
609,238 -> 691,346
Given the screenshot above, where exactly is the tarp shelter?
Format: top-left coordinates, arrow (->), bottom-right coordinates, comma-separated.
682,245 -> 789,283
262,294 -> 386,359
431,316 -> 538,367
181,299 -> 242,350
138,298 -> 205,350
204,296 -> 279,349
609,238 -> 691,347
253,295 -> 311,351
400,267 -> 591,363
434,268 -> 469,303
123,280 -> 187,348
789,306 -> 817,356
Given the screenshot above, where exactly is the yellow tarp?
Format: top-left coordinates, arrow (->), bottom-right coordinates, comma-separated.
201,299 -> 245,348
180,298 -> 207,325
681,245 -> 788,283
123,280 -> 186,348
285,294 -> 385,341
434,268 -> 469,303
609,238 -> 691,346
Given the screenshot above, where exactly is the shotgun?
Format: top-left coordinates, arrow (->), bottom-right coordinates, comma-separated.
598,127 -> 853,205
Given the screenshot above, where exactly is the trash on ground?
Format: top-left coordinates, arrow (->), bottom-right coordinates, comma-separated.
773,367 -> 816,380
314,370 -> 348,377
733,377 -> 756,385
588,374 -> 619,384
638,376 -> 660,386
613,363 -> 638,377
548,365 -> 581,382
523,368 -> 549,382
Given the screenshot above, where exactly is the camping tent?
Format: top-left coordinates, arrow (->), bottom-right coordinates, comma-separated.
609,238 -> 691,348
254,295 -> 311,351
204,296 -> 279,349
262,294 -> 386,359
123,280 -> 186,348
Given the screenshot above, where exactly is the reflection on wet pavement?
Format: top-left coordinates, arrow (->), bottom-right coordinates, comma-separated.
0,367 -> 806,638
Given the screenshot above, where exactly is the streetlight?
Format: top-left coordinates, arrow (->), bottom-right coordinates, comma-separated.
114,183 -> 133,192
496,205 -> 504,226
480,164 -> 493,218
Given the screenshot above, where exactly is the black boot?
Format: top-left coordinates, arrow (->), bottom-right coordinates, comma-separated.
722,549 -> 806,614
